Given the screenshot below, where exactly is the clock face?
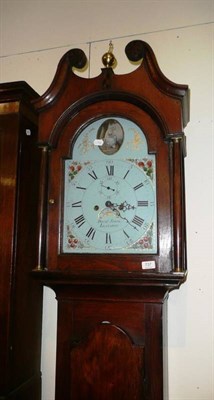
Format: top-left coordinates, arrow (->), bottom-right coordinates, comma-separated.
62,117 -> 157,254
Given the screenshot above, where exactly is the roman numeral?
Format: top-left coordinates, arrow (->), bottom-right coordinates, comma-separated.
74,214 -> 86,228
72,201 -> 82,208
123,230 -> 130,238
76,186 -> 86,190
88,170 -> 98,180
86,227 -> 96,240
138,200 -> 148,207
106,233 -> 112,244
123,170 -> 130,179
106,165 -> 114,176
133,182 -> 144,191
132,215 -> 144,227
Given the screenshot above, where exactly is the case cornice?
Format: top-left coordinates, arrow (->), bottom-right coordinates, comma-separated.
32,40 -> 189,111
32,41 -> 190,146
33,48 -> 87,111
125,40 -> 190,127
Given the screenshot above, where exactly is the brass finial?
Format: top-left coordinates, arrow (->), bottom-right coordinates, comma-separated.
102,41 -> 116,68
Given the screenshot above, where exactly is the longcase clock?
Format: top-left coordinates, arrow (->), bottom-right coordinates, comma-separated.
32,41 -> 189,399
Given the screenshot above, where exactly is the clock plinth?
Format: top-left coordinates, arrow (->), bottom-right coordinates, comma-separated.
32,40 -> 189,399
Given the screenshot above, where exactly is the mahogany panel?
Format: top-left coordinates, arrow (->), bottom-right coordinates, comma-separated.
70,323 -> 144,400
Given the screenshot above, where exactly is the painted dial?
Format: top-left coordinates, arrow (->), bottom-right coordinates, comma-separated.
62,159 -> 157,253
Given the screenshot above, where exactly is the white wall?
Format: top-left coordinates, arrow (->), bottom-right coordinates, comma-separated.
1,1 -> 213,399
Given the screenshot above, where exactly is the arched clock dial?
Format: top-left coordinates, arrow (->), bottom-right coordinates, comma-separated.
62,159 -> 157,253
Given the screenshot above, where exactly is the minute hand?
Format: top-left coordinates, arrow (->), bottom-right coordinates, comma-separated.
105,201 -> 138,230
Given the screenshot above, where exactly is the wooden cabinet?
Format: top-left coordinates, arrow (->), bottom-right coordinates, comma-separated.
0,82 -> 43,400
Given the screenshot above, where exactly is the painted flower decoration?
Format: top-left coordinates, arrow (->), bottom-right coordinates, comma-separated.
137,159 -> 153,180
68,163 -> 82,181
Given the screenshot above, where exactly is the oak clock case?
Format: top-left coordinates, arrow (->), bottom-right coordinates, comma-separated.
33,41 -> 189,400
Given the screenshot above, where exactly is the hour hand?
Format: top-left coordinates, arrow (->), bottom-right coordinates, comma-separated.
106,200 -> 136,211
118,201 -> 136,211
